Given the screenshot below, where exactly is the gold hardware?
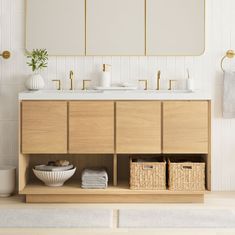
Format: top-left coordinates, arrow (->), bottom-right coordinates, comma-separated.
69,70 -> 74,90
103,64 -> 111,72
0,51 -> 11,59
52,79 -> 61,90
156,70 -> 161,90
82,79 -> 91,90
168,80 -> 177,90
138,79 -> 148,90
221,50 -> 235,72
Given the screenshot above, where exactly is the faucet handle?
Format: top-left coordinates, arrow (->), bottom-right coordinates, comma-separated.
82,80 -> 91,90
138,79 -> 148,90
168,79 -> 177,90
52,79 -> 61,90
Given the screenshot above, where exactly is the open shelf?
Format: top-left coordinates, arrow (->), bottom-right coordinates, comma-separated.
19,153 -> 208,203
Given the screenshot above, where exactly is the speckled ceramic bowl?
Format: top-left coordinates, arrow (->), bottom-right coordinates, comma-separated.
33,167 -> 76,187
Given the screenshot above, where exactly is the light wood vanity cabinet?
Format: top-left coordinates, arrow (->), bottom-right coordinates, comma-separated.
116,101 -> 161,153
69,101 -> 114,153
20,100 -> 210,203
21,101 -> 67,154
21,100 -> 209,154
163,101 -> 209,153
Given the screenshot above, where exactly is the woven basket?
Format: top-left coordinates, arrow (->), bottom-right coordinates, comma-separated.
168,159 -> 205,191
130,157 -> 166,190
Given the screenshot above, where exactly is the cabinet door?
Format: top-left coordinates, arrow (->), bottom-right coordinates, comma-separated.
163,101 -> 208,153
116,102 -> 161,153
69,101 -> 114,153
26,0 -> 85,55
22,101 -> 67,153
86,0 -> 145,55
146,0 -> 205,55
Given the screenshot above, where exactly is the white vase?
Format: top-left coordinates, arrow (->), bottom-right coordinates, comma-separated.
25,73 -> 45,91
0,166 -> 16,197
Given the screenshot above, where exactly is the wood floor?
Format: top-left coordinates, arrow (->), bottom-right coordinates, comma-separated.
0,192 -> 235,235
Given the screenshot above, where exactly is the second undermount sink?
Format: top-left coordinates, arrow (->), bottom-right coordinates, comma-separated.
127,89 -> 194,94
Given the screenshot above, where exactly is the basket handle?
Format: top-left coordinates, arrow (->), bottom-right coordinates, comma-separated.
182,165 -> 192,170
143,165 -> 154,170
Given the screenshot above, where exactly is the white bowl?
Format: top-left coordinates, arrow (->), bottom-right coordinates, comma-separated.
33,167 -> 76,187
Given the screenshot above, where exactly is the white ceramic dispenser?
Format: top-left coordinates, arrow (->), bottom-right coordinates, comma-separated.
100,64 -> 111,88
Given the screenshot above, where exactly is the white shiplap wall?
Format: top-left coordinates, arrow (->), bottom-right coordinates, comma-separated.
0,0 -> 235,191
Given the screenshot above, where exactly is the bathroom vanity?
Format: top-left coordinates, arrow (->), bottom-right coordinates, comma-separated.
18,90 -> 211,203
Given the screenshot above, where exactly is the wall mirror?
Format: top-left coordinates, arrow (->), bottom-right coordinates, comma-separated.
26,0 -> 205,56
146,0 -> 205,55
26,0 -> 85,55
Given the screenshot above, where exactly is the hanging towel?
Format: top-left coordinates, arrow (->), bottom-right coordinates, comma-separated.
223,72 -> 235,118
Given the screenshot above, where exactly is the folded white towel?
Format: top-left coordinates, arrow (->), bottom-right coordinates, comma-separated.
81,184 -> 107,189
223,72 -> 235,118
81,168 -> 108,189
82,179 -> 107,183
82,168 -> 108,181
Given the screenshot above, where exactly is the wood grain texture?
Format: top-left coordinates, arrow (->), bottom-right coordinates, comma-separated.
21,101 -> 67,154
26,194 -> 204,203
116,101 -> 161,153
163,101 -> 209,153
18,154 -> 29,191
21,182 -> 204,195
69,101 -> 114,153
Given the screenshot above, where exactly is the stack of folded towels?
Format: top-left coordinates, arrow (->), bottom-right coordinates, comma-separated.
81,168 -> 108,189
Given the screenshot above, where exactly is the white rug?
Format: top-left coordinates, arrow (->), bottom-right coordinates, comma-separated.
119,209 -> 235,228
0,208 -> 113,228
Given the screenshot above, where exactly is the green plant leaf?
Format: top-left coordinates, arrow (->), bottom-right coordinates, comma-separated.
26,48 -> 48,72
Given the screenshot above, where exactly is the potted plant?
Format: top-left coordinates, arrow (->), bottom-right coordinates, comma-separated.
25,49 -> 48,90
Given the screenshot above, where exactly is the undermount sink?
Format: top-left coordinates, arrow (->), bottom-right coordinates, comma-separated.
37,90 -> 103,94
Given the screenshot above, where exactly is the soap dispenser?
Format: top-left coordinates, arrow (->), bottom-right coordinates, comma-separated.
100,64 -> 111,88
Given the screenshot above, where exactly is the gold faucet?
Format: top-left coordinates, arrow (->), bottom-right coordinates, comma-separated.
69,70 -> 74,90
156,70 -> 161,90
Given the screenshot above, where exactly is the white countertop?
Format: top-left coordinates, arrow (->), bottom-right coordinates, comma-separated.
18,90 -> 211,100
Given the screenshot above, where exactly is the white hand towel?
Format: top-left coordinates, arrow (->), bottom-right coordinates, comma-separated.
223,72 -> 235,118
